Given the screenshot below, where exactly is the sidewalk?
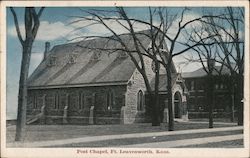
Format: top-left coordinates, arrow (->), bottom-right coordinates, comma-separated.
7,126 -> 243,148
121,134 -> 243,148
176,119 -> 238,125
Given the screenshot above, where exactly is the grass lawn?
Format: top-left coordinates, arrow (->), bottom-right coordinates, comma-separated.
49,130 -> 243,147
6,121 -> 238,143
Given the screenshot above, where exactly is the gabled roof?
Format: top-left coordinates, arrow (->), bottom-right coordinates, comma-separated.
149,73 -> 180,92
28,32 -> 152,88
182,65 -> 235,78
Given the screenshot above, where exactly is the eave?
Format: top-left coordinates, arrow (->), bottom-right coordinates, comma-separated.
28,81 -> 128,90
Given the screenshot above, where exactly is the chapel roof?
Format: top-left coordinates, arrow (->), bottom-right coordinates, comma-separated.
28,31 -> 152,88
149,73 -> 181,92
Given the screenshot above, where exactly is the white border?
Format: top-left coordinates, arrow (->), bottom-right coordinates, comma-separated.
1,1 -> 249,158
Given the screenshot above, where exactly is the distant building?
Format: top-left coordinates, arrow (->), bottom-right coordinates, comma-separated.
182,66 -> 234,118
27,31 -> 188,125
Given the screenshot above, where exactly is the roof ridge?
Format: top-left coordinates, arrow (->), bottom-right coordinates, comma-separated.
50,29 -> 152,50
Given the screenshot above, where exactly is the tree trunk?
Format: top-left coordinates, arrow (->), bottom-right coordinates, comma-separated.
236,75 -> 244,125
15,42 -> 32,141
230,83 -> 235,122
166,68 -> 174,131
231,94 -> 235,122
207,75 -> 214,128
152,62 -> 160,126
151,95 -> 159,126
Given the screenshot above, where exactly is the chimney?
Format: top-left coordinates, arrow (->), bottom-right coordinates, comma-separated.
208,59 -> 215,68
43,42 -> 50,60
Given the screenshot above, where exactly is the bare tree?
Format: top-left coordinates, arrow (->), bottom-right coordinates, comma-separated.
185,23 -> 224,128
135,7 -> 216,130
72,9 -> 163,126
213,7 -> 244,125
200,7 -> 244,125
10,7 -> 45,141
184,7 -> 244,126
72,7 -> 216,130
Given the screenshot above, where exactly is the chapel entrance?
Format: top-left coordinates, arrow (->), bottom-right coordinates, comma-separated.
174,91 -> 182,118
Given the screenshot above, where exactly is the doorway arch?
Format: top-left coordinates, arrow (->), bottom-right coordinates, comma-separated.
174,91 -> 182,118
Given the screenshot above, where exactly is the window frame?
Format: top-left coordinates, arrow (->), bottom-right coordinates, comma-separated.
137,90 -> 145,111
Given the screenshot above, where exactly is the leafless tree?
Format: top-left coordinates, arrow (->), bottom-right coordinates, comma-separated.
10,7 -> 45,141
197,7 -> 244,125
72,7 -> 216,130
185,7 -> 244,126
131,7 -> 216,130
210,7 -> 244,125
184,23 -> 224,128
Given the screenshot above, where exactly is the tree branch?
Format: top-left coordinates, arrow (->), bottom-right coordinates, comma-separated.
10,7 -> 24,45
37,7 -> 45,18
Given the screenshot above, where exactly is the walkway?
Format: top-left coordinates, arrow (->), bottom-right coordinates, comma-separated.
121,134 -> 243,148
8,126 -> 243,148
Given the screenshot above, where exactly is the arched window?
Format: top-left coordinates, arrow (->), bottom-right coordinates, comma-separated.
79,92 -> 84,109
47,56 -> 56,67
137,90 -> 144,111
174,91 -> 182,118
107,91 -> 114,111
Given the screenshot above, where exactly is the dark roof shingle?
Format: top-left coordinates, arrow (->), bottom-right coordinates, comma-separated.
181,65 -> 235,78
28,32 -> 151,88
149,73 -> 179,92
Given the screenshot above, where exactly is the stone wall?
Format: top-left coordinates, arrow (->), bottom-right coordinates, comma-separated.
144,83 -> 188,122
27,85 -> 127,125
124,56 -> 155,124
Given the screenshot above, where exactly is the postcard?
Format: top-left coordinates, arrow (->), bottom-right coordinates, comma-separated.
1,1 -> 249,158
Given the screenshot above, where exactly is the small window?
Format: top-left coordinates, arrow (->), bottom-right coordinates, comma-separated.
54,94 -> 58,109
197,96 -> 205,110
92,93 -> 96,107
191,81 -> 195,91
68,54 -> 77,64
47,56 -> 56,66
220,84 -> 224,89
176,76 -> 182,82
92,52 -> 101,60
215,84 -> 219,89
87,97 -> 92,108
224,84 -> 228,89
197,81 -> 204,90
45,95 -> 55,109
118,52 -> 128,58
188,97 -> 195,105
33,95 -> 37,109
